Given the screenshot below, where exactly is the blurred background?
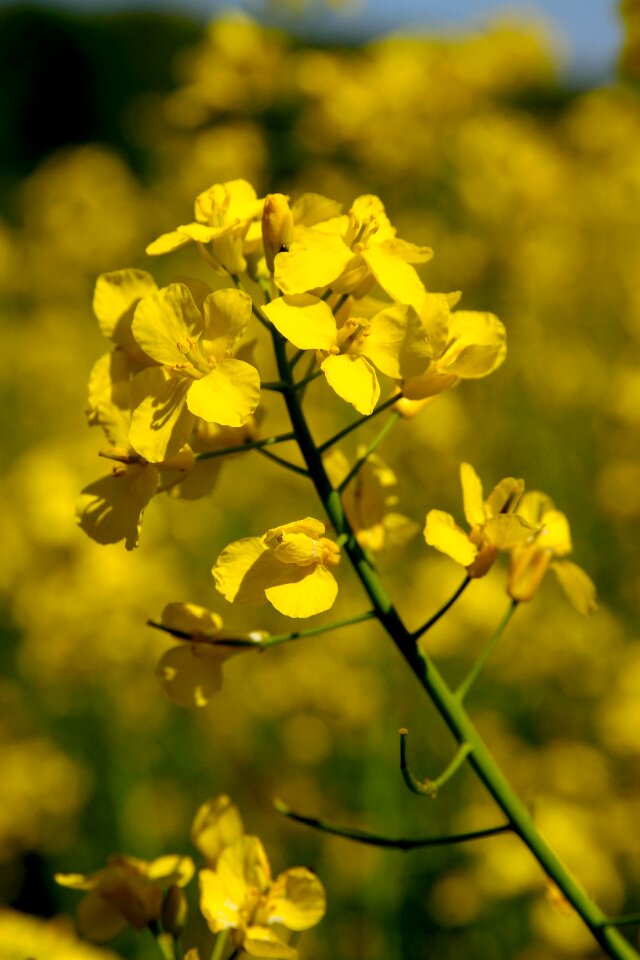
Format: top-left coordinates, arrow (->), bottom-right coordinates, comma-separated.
2,0 -> 640,957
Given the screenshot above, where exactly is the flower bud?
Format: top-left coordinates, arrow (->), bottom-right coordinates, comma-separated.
262,194 -> 294,273
161,884 -> 188,939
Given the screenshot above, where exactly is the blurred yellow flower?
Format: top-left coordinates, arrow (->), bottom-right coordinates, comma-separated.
129,283 -> 260,461
508,492 -> 598,613
195,795 -> 326,959
155,602 -> 264,707
264,294 -> 431,414
56,854 -> 194,942
0,909 -> 121,960
324,448 -> 418,552
146,178 -> 263,274
402,293 -> 506,402
425,462 -> 529,577
213,517 -> 340,617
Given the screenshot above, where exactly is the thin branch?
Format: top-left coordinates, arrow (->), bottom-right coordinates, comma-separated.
411,576 -> 471,641
455,600 -> 518,703
231,274 -> 272,330
294,368 -> 323,391
194,432 -> 296,462
290,348 -> 306,369
261,381 -> 288,392
261,609 -> 377,649
255,446 -> 310,477
274,799 -> 512,850
318,393 -> 403,453
603,916 -> 640,929
400,729 -> 472,798
337,413 -> 400,493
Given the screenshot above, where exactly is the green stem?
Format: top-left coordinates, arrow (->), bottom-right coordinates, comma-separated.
210,929 -> 230,960
295,368 -> 323,391
148,924 -> 175,960
269,325 -> 639,960
400,729 -> 472,798
261,381 -> 288,392
255,446 -> 310,477
411,576 -> 471,640
605,916 -> 640,929
274,798 -> 511,850
261,609 -> 377,649
195,432 -> 295,462
455,600 -> 518,703
290,347 -> 306,369
318,393 -> 402,454
337,412 -> 400,493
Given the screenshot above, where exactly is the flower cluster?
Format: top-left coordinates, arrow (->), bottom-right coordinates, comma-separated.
56,795 -> 326,959
77,180 -> 506,550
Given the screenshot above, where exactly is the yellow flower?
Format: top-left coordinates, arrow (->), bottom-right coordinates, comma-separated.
507,492 -> 598,613
213,518 -> 340,618
128,283 -> 260,462
55,854 -> 194,943
264,294 -> 431,414
324,448 -> 418,551
273,193 -> 432,307
194,796 -> 326,960
424,463 -> 530,577
155,602 -> 264,707
77,392 -> 195,550
145,179 -> 263,274
0,909 -> 120,960
402,292 -> 506,403
262,193 -> 295,273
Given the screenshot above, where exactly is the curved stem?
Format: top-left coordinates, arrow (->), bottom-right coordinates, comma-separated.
337,412 -> 400,493
261,609 -> 377,648
274,798 -> 511,850
400,729 -> 471,798
255,446 -> 310,477
210,929 -> 230,960
455,600 -> 518,702
318,393 -> 402,453
195,432 -> 296,462
411,576 -> 471,641
269,325 -> 639,960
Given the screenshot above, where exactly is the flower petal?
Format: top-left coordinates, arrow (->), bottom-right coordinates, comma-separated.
157,644 -> 226,707
321,354 -> 380,415
266,867 -> 326,931
201,288 -> 253,358
460,463 -> 485,528
130,367 -> 195,462
146,230 -> 193,256
243,926 -> 298,959
76,465 -> 159,550
77,891 -> 128,943
186,359 -> 260,427
161,602 -> 223,636
199,867 -> 242,933
263,295 -> 337,351
424,510 -> 478,566
265,564 -> 338,618
440,311 -> 506,379
93,269 -> 158,352
274,228 -> 353,295
540,509 -> 572,555
484,514 -> 533,549
550,561 -> 598,615
362,245 -> 426,308
213,537 -> 272,605
191,796 -> 244,866
360,304 -> 432,380
132,284 -> 203,366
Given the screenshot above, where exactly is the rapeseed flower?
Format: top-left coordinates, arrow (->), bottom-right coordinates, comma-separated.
507,492 -> 597,612
273,193 -> 432,306
213,518 -> 340,617
146,179 -> 263,274
128,283 -> 260,462
194,795 -> 326,960
55,854 -> 194,942
155,602 -> 264,707
401,293 -> 506,404
324,448 -> 418,551
264,294 -> 431,414
425,463 -> 530,577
